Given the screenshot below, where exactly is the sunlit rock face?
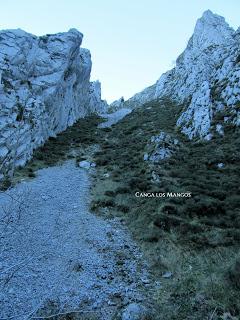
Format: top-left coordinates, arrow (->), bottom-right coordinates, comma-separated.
123,10 -> 240,139
0,28 -> 106,177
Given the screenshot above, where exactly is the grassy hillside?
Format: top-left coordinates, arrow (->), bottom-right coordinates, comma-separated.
91,99 -> 240,319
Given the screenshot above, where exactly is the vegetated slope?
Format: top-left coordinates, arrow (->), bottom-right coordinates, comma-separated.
92,99 -> 240,319
5,98 -> 240,319
100,11 -> 240,318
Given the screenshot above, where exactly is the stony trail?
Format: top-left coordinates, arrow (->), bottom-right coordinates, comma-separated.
98,109 -> 132,128
0,161 -> 152,320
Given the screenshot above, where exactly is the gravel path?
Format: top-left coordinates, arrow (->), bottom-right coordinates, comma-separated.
98,109 -> 132,128
0,161 -> 151,320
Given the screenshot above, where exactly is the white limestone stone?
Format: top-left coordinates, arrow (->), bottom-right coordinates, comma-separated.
110,96 -> 125,111
79,160 -> 91,169
145,132 -> 179,163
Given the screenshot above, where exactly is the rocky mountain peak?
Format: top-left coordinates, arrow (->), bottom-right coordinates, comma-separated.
190,10 -> 234,50
120,10 -> 239,140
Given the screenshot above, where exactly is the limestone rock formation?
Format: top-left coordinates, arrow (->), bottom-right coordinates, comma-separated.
0,28 -> 106,179
89,80 -> 108,113
110,96 -> 125,111
144,132 -> 179,163
122,10 -> 240,139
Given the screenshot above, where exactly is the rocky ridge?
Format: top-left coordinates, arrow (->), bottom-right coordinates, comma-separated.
119,10 -> 240,139
0,28 -> 107,180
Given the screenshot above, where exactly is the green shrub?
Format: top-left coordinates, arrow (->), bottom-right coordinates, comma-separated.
104,190 -> 115,197
28,172 -> 36,178
228,257 -> 240,289
115,186 -> 131,194
0,176 -> 12,191
116,204 -> 130,213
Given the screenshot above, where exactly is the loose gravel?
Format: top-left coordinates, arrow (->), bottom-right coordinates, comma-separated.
98,109 -> 132,128
0,161 -> 151,320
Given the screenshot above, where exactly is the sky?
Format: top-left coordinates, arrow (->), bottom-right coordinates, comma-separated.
0,1 -> 239,103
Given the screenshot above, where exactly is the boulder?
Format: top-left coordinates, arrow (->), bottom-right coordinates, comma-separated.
79,161 -> 91,169
79,160 -> 96,169
122,303 -> 150,320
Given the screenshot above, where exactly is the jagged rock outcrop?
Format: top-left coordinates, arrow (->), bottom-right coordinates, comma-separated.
144,132 -> 179,163
123,10 -> 240,139
0,28 -> 107,179
89,80 -> 108,113
109,96 -> 125,111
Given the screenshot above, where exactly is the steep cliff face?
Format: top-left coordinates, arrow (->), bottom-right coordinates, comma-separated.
122,10 -> 240,139
0,28 -> 106,178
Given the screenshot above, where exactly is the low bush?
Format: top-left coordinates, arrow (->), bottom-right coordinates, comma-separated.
0,177 -> 12,191
228,257 -> 240,289
116,204 -> 130,213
